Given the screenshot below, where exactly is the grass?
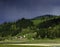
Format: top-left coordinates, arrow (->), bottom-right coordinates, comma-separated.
0,38 -> 60,44
0,44 -> 50,47
0,39 -> 60,47
27,38 -> 60,43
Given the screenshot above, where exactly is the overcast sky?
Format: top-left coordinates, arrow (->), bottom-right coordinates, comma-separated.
0,0 -> 60,23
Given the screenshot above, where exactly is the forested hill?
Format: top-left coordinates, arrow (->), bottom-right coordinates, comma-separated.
0,15 -> 60,40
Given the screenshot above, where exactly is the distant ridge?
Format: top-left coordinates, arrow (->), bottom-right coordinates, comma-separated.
32,14 -> 57,20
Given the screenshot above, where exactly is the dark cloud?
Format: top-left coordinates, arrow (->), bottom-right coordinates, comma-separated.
0,0 -> 60,23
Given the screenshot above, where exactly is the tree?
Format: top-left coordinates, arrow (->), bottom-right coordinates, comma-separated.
16,18 -> 34,29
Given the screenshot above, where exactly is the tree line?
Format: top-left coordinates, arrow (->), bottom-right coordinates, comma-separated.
0,17 -> 60,40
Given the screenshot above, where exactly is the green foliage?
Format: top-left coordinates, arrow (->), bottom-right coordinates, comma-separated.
0,15 -> 60,40
37,17 -> 60,39
16,18 -> 34,28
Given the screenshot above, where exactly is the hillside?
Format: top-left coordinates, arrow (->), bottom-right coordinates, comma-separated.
0,15 -> 60,40
32,15 -> 58,25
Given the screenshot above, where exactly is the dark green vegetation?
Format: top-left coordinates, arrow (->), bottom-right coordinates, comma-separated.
0,44 -> 50,47
0,15 -> 60,41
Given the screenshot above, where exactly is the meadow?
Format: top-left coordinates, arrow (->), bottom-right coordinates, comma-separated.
0,38 -> 60,44
0,44 -> 50,47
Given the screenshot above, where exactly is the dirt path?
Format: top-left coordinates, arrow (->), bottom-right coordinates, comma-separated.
8,44 -> 60,46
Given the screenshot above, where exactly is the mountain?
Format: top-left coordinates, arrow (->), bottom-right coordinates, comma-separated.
0,15 -> 60,40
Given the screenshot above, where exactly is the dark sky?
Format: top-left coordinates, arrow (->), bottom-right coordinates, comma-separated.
0,0 -> 60,23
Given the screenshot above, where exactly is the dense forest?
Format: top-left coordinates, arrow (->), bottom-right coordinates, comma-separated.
0,15 -> 60,40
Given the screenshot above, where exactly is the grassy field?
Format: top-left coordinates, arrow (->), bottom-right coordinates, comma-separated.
0,44 -> 50,47
1,38 -> 60,44
27,38 -> 60,43
0,39 -> 60,47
